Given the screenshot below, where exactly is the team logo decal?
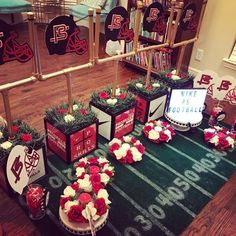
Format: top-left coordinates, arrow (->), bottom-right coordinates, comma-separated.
143,2 -> 167,35
0,20 -> 33,65
45,16 -> 87,55
105,6 -> 134,43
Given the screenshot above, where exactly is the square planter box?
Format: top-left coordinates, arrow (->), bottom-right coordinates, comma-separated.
134,91 -> 168,124
90,101 -> 136,141
44,118 -> 98,164
0,144 -> 47,197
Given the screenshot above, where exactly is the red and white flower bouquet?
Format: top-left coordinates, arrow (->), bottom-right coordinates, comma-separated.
74,156 -> 114,188
203,126 -> 236,151
60,182 -> 111,223
143,120 -> 175,143
108,135 -> 145,164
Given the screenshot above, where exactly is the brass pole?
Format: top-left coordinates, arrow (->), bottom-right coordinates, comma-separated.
88,8 -> 94,64
112,59 -> 119,98
176,44 -> 186,75
94,7 -> 101,63
170,1 -> 184,47
166,0 -> 175,45
133,1 -> 143,53
1,91 -> 13,139
146,49 -> 154,86
65,73 -> 73,114
137,43 -> 169,52
196,0 -> 208,38
98,51 -> 135,64
172,37 -> 197,48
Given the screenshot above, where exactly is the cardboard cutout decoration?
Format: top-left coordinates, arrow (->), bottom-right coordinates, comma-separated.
45,16 -> 87,55
143,2 -> 167,35
180,3 -> 198,32
0,20 -> 33,65
105,6 -> 134,43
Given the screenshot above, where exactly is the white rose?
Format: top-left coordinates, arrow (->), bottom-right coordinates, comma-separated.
76,167 -> 85,178
130,147 -> 142,162
78,157 -> 88,164
134,140 -> 140,145
226,136 -> 235,147
164,129 -> 172,142
148,130 -> 160,140
209,136 -> 219,145
107,98 -> 117,105
123,135 -> 132,143
109,138 -> 122,146
152,83 -> 160,87
98,157 -> 108,164
171,69 -> 176,74
77,175 -> 92,192
171,75 -> 180,80
100,173 -> 110,185
64,114 -> 75,123
97,189 -> 111,205
114,147 -> 127,160
102,163 -> 114,172
63,186 -> 76,197
0,131 -> 3,139
64,200 -> 78,213
121,143 -> 131,150
154,126 -> 163,132
214,126 -> 222,131
204,128 -> 215,133
82,202 -> 97,220
146,122 -> 154,127
155,120 -> 162,126
0,141 -> 12,150
73,104 -> 79,111
136,83 -> 143,88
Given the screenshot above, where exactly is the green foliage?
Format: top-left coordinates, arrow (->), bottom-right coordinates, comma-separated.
45,101 -> 97,134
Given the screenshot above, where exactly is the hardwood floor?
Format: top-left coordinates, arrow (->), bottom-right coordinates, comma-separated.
0,23 -> 235,236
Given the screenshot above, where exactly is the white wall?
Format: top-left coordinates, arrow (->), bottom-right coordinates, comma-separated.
189,0 -> 236,78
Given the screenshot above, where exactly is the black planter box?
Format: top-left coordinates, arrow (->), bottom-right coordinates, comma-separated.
44,118 -> 98,164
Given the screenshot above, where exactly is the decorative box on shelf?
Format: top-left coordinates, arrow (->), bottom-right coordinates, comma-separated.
0,120 -> 47,196
90,88 -> 136,141
44,102 -> 98,164
157,69 -> 194,91
127,77 -> 168,124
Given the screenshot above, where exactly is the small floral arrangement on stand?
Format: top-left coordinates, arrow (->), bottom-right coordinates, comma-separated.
0,120 -> 44,159
45,101 -> 97,134
74,156 -> 114,193
143,120 -> 175,143
90,87 -> 136,114
158,69 -> 195,88
108,135 -> 145,164
127,77 -> 168,99
203,126 -> 236,151
60,182 -> 111,223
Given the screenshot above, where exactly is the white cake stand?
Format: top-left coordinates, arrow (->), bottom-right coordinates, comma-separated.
59,207 -> 108,235
165,112 -> 203,132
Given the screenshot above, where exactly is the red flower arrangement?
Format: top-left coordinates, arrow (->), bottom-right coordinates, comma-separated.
203,126 -> 236,151
143,120 -> 175,143
108,135 -> 145,164
74,156 -> 114,192
60,182 -> 111,223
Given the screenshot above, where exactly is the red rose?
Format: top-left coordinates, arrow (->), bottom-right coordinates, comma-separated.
145,86 -> 152,90
71,182 -> 79,192
94,198 -> 107,216
60,196 -> 71,209
126,150 -> 134,164
166,73 -> 172,78
159,131 -> 169,142
92,182 -> 104,194
218,138 -> 229,150
99,91 -> 110,99
79,109 -> 88,115
136,144 -> 145,154
104,169 -> 113,178
143,125 -> 152,133
204,132 -> 215,141
21,134 -> 32,142
217,132 -> 226,139
89,173 -> 101,183
74,161 -> 86,168
100,162 -> 108,168
77,172 -> 85,179
109,143 -> 120,153
168,127 -> 175,136
12,125 -> 19,134
118,93 -> 126,100
88,157 -> 99,164
67,205 -> 86,223
131,137 -> 137,143
57,108 -> 68,114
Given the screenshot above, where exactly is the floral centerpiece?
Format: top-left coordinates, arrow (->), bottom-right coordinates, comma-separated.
158,69 -> 195,88
60,182 -> 111,223
45,101 -> 97,135
90,87 -> 136,114
127,77 -> 168,99
143,120 -> 175,143
108,135 -> 145,164
0,119 -> 44,159
74,156 -> 114,190
203,126 -> 236,151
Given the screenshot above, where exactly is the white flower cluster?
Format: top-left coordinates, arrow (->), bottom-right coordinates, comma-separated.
64,114 -> 75,123
0,141 -> 12,150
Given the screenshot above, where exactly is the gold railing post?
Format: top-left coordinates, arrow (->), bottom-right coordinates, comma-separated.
94,7 -> 101,63
176,44 -> 186,75
65,73 -> 73,114
146,49 -> 154,86
196,0 -> 208,38
88,8 -> 94,64
166,0 -> 175,45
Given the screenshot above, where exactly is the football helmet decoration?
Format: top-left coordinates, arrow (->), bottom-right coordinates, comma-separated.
45,16 -> 87,55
